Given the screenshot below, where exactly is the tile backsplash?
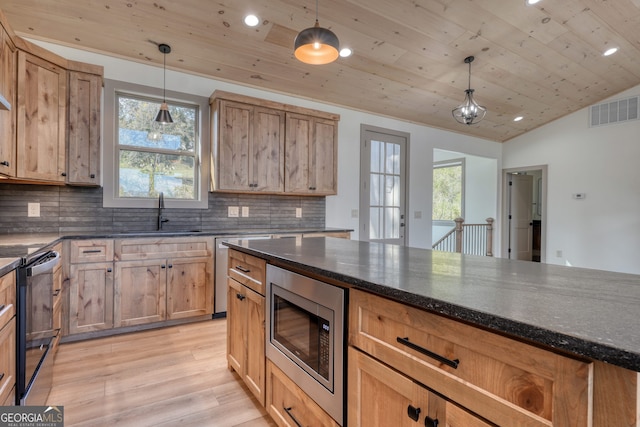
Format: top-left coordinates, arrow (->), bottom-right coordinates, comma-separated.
0,184 -> 325,234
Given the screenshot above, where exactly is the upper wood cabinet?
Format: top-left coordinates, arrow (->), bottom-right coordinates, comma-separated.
0,21 -> 16,177
16,50 -> 67,183
212,100 -> 285,192
210,91 -> 339,196
285,112 -> 337,195
67,70 -> 102,186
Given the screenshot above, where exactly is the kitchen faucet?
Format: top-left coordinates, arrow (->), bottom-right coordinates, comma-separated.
158,192 -> 169,230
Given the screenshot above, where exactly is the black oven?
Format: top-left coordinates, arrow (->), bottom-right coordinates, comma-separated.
16,249 -> 60,405
266,265 -> 345,426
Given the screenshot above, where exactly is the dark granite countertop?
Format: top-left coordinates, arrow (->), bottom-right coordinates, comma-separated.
0,228 -> 352,274
224,237 -> 640,372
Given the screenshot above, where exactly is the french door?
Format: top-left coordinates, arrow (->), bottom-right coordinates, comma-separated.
359,125 -> 408,245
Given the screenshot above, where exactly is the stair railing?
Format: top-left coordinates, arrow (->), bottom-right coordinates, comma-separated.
432,217 -> 494,256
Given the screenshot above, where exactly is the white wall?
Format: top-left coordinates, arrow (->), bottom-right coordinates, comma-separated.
503,86 -> 640,274
33,40 -> 503,249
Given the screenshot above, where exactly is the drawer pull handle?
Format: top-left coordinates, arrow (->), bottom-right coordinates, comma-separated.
425,416 -> 439,427
283,407 -> 303,427
53,289 -> 61,297
407,404 -> 421,421
397,336 -> 459,369
236,293 -> 245,301
107,268 -> 113,273
82,249 -> 102,254
0,160 -> 9,166
234,265 -> 250,273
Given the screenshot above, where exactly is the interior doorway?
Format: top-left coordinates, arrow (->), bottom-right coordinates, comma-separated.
502,166 -> 547,262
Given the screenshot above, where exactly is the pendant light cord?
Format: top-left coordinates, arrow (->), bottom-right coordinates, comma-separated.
163,52 -> 167,102
316,0 -> 319,22
468,60 -> 471,91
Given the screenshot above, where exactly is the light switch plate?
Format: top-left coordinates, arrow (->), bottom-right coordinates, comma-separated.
295,207 -> 302,218
241,206 -> 249,217
228,206 -> 239,217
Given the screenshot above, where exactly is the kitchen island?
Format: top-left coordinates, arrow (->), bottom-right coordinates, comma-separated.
225,236 -> 640,427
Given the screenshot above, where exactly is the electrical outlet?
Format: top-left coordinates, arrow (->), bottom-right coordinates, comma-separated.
28,203 -> 40,217
228,206 -> 239,217
241,206 -> 249,217
296,207 -> 302,218
351,209 -> 359,218
556,250 -> 563,258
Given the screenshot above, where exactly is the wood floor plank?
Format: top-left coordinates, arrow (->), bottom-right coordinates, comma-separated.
47,319 -> 275,427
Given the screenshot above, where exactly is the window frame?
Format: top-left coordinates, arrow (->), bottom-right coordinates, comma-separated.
432,158 -> 465,226
103,79 -> 210,209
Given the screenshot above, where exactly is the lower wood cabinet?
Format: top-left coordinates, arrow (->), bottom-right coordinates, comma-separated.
166,257 -> 213,320
68,262 -> 114,334
349,347 -> 493,427
266,360 -> 340,427
227,274 -> 265,405
0,270 -> 16,407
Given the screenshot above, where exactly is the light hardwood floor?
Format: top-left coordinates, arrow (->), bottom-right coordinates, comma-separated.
47,319 -> 276,427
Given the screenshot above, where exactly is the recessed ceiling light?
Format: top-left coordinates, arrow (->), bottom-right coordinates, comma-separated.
514,116 -> 524,122
244,14 -> 259,27
525,0 -> 541,4
339,47 -> 353,58
603,47 -> 618,56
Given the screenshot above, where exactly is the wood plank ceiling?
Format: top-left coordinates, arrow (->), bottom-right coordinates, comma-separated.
2,0 -> 640,142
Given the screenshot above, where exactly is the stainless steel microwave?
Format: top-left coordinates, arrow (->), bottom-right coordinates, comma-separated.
266,265 -> 345,426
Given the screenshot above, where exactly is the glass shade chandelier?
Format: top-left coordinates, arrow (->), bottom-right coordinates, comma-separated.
294,0 -> 339,65
452,56 -> 487,125
155,43 -> 173,124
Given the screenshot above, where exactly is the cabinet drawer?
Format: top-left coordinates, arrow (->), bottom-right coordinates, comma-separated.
228,249 -> 266,296
115,237 -> 212,261
349,289 -> 591,427
0,319 -> 16,406
0,271 -> 15,322
266,360 -> 339,427
70,239 -> 114,263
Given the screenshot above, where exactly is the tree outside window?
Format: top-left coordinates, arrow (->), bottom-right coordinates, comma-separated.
433,159 -> 464,222
116,93 -> 199,200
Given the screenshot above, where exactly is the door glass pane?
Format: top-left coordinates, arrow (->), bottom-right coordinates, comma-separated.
369,208 -> 381,240
369,139 -> 403,241
371,140 -> 382,173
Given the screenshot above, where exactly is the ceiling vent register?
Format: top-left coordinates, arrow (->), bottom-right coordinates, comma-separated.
590,96 -> 638,127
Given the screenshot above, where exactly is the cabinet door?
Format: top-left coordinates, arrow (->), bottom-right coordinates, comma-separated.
252,106 -> 284,192
0,319 -> 16,407
166,256 -> 212,320
349,348 -> 494,427
16,51 -> 67,182
0,24 -> 16,177
285,113 -> 337,195
67,71 -> 101,186
244,285 -> 265,405
226,277 -> 245,375
69,262 -> 114,334
114,259 -> 166,327
216,100 -> 252,191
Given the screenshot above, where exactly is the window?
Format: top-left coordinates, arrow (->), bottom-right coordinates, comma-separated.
117,94 -> 197,199
103,79 -> 209,208
432,159 -> 464,223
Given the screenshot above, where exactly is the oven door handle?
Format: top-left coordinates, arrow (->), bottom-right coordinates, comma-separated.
27,251 -> 60,277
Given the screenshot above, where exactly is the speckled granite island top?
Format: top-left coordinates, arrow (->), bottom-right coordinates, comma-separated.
225,237 -> 640,372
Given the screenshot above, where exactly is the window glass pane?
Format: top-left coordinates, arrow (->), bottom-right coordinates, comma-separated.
384,207 -> 399,239
370,173 -> 381,206
369,207 -> 381,239
371,140 -> 381,173
119,151 -> 195,199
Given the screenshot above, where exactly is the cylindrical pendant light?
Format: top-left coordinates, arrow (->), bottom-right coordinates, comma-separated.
294,0 -> 339,65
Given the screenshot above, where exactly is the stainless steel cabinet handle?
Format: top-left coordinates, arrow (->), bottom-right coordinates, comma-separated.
234,265 -> 250,273
283,407 -> 303,427
397,336 -> 459,369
